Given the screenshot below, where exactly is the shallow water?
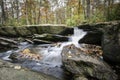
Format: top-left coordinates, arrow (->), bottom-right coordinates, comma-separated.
0,28 -> 86,80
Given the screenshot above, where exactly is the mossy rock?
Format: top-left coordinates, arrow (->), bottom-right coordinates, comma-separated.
15,27 -> 32,36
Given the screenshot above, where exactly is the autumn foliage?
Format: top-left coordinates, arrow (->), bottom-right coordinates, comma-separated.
0,0 -> 120,26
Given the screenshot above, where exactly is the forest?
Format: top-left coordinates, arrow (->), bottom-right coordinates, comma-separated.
0,0 -> 120,26
0,0 -> 120,80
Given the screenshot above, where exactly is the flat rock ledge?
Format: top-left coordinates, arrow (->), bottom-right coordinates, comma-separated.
0,24 -> 66,37
0,59 -> 59,80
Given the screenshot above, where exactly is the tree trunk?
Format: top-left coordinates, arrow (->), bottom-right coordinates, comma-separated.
81,0 -> 86,19
107,0 -> 110,21
104,0 -> 107,20
16,0 -> 19,23
78,0 -> 81,15
86,0 -> 90,19
0,0 -> 6,24
24,0 -> 29,25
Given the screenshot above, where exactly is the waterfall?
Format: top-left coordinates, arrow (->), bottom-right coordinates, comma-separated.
0,27 -> 87,80
41,27 -> 87,67
70,27 -> 87,47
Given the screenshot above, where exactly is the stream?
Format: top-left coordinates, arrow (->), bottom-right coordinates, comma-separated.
0,27 -> 87,80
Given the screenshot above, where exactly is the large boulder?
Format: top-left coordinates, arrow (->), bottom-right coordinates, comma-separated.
79,31 -> 103,46
78,21 -> 120,65
58,28 -> 73,36
0,59 -> 59,80
61,44 -> 117,80
102,23 -> 120,64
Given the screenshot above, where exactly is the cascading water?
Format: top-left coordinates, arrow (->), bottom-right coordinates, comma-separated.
40,27 -> 87,67
0,27 -> 87,80
70,27 -> 87,47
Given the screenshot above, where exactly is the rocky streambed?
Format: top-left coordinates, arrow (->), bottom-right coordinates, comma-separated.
0,21 -> 120,80
0,59 -> 59,80
0,42 -> 118,80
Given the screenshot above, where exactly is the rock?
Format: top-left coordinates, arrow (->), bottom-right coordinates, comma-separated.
15,27 -> 32,36
0,27 -> 17,36
9,48 -> 42,62
34,24 -> 66,34
77,21 -> 120,65
79,31 -> 103,46
0,25 -> 66,37
102,24 -> 120,64
0,37 -> 18,48
0,37 -> 18,44
61,44 -> 117,80
14,65 -> 22,70
0,59 -> 59,80
25,39 -> 34,44
80,44 -> 103,57
74,75 -> 88,80
58,28 -> 73,36
33,39 -> 53,44
33,33 -> 69,42
0,27 -> 9,36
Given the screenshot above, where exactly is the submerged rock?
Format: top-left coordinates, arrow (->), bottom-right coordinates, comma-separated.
9,48 -> 42,62
62,44 -> 117,80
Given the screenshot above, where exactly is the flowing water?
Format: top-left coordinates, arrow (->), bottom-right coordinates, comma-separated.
0,27 -> 87,80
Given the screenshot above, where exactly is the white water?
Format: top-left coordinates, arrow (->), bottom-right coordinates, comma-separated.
0,27 -> 87,68
40,27 -> 87,67
70,27 -> 87,47
0,27 -> 87,80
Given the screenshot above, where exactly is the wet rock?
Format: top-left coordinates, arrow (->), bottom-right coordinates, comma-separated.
74,75 -> 88,80
33,33 -> 69,42
0,37 -> 18,44
77,21 -> 120,65
79,31 -> 103,46
80,44 -> 103,57
9,48 -> 42,62
58,28 -> 73,36
0,37 -> 18,48
33,39 -> 53,44
61,44 -> 117,80
0,59 -> 59,80
102,24 -> 120,65
25,39 -> 34,44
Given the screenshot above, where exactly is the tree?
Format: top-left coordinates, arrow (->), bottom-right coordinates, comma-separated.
0,0 -> 119,26
0,0 -> 6,24
86,0 -> 90,19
